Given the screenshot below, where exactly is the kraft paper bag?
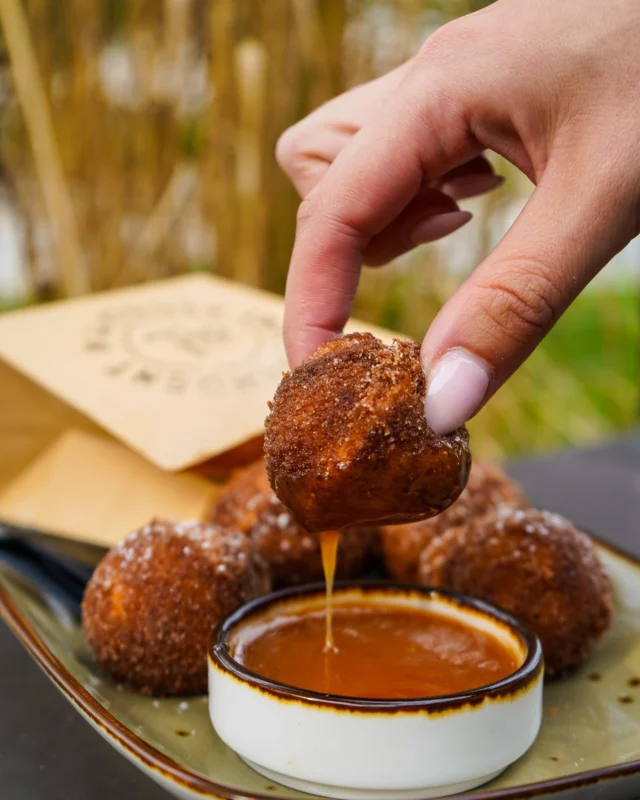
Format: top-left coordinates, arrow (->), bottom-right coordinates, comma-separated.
0,429 -> 218,548
0,273 -> 397,473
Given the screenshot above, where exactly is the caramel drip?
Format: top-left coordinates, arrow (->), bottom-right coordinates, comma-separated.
319,530 -> 340,653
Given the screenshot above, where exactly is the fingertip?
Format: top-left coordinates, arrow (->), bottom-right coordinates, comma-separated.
442,174 -> 505,201
410,210 -> 472,246
283,319 -> 341,368
422,347 -> 492,433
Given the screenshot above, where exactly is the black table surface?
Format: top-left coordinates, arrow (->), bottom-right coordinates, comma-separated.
2,435 -> 640,799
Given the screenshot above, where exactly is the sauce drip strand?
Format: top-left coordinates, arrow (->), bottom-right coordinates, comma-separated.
236,604 -> 520,699
318,530 -> 340,652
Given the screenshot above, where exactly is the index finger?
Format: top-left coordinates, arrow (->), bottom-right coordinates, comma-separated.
282,66 -> 474,367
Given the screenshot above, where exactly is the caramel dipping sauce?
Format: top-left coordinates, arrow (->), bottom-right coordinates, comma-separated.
230,598 -> 523,700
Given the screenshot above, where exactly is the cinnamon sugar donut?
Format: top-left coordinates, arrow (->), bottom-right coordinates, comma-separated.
381,461 -> 529,582
264,333 -> 471,532
419,507 -> 613,676
209,459 -> 377,587
82,519 -> 270,696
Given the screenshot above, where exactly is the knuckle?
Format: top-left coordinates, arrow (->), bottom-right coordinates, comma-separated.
275,124 -> 304,172
295,195 -> 317,228
296,190 -> 369,244
474,261 -> 561,346
417,18 -> 480,63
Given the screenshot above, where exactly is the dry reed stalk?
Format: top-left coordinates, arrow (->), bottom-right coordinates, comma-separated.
292,0 -> 333,108
132,163 -> 197,262
318,0 -> 346,95
163,0 -> 190,67
233,37 -> 268,287
206,0 -> 238,278
67,0 -> 105,290
0,0 -> 87,295
257,0 -> 297,293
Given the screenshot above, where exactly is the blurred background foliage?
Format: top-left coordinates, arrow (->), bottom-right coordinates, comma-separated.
0,0 -> 637,460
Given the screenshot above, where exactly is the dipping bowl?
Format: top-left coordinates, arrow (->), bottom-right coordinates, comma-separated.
209,583 -> 543,800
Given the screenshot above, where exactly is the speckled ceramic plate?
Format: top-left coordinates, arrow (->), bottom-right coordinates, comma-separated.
2,528 -> 640,800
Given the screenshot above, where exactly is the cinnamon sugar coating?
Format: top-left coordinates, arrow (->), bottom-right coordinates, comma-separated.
208,459 -> 377,587
264,333 -> 471,532
419,507 -> 613,676
381,461 -> 529,582
82,519 -> 270,696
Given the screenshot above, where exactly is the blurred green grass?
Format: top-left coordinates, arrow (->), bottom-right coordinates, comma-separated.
546,285 -> 637,389
470,284 -> 639,459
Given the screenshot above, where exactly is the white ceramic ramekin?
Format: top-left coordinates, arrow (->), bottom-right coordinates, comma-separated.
209,583 -> 543,800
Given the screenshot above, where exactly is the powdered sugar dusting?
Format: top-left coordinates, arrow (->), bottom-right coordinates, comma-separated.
91,518 -> 256,593
81,515 -> 272,695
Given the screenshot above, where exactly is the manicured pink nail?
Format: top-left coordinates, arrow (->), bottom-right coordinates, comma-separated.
424,348 -> 492,434
410,210 -> 472,245
442,174 -> 505,201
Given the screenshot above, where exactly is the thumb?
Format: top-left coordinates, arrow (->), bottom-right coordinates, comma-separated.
421,158 -> 637,434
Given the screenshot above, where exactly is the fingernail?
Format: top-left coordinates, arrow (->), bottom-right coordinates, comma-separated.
442,174 -> 505,201
411,210 -> 472,245
424,348 -> 492,434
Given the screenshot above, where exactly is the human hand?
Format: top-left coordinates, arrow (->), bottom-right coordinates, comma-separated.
277,0 -> 640,433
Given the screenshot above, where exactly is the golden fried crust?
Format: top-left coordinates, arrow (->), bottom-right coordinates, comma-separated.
208,459 -> 378,587
82,520 -> 270,696
419,508 -> 613,677
380,521 -> 443,584
264,333 -> 471,532
381,461 -> 529,582
210,460 -> 273,531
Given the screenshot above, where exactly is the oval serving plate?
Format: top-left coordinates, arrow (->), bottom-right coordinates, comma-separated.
2,530 -> 640,800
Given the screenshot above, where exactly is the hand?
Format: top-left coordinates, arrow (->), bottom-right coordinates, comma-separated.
277,0 -> 640,433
